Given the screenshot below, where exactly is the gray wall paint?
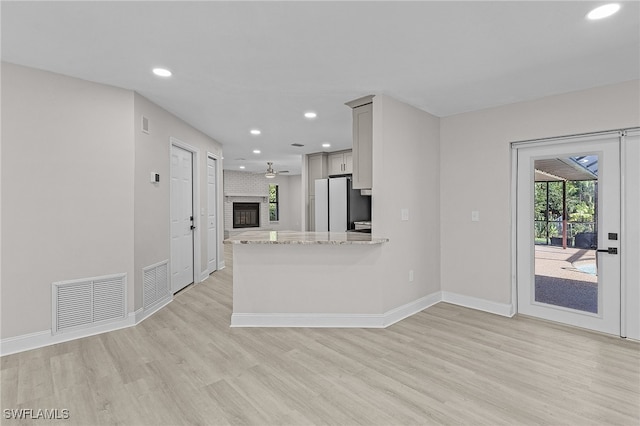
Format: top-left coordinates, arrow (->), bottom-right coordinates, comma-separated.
1,63 -> 224,339
440,79 -> 640,337
371,95 -> 441,312
2,60 -> 638,341
133,93 -> 223,308
1,63 -> 135,338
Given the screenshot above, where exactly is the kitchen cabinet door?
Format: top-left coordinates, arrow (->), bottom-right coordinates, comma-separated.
344,151 -> 353,174
328,153 -> 345,175
351,102 -> 373,189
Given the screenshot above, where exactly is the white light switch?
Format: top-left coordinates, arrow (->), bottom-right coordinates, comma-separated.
471,211 -> 480,222
401,209 -> 409,221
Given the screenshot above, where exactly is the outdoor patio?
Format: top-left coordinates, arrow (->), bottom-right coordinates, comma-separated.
534,245 -> 598,313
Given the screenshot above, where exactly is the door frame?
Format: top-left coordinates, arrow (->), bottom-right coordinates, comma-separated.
510,130 -> 624,335
207,151 -> 224,273
170,137 -> 201,289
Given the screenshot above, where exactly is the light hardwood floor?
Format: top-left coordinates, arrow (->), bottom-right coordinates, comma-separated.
2,246 -> 639,425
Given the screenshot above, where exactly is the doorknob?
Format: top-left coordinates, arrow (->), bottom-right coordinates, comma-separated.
596,247 -> 618,254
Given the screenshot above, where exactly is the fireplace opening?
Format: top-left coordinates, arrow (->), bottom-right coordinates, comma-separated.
233,202 -> 260,228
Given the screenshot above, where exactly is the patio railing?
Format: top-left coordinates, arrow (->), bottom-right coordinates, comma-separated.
534,221 -> 597,248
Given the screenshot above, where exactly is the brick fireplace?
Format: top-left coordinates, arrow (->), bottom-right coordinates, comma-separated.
233,202 -> 260,228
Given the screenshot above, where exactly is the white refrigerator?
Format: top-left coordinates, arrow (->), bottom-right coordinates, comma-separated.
315,176 -> 371,232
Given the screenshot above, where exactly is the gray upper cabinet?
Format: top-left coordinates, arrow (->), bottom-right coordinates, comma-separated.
328,150 -> 353,175
308,153 -> 328,197
346,95 -> 374,190
307,152 -> 328,230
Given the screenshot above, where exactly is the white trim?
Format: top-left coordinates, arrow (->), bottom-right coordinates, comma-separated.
137,296 -> 172,323
620,132 -> 627,338
510,145 -> 519,314
381,292 -> 442,327
170,137 -> 201,289
207,151 -> 224,273
1,297 -> 173,357
442,291 -> 515,317
231,313 -> 386,328
511,129 -> 624,148
3,289 -> 520,355
1,311 -> 136,357
231,292 -> 441,328
199,271 -> 210,282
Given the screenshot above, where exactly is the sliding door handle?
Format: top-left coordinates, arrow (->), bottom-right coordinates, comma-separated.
596,247 -> 618,254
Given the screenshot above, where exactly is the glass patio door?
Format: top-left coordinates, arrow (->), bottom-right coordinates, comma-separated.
515,133 -> 621,335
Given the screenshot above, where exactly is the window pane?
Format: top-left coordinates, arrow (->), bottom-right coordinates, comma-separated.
269,184 -> 279,221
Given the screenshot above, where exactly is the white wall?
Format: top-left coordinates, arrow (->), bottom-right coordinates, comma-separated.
1,63 -> 135,338
223,170 -> 302,233
371,95 -> 441,312
134,93 -> 223,300
440,80 -> 640,313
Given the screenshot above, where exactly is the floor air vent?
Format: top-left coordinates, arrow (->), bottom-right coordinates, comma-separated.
143,260 -> 169,310
52,273 -> 126,334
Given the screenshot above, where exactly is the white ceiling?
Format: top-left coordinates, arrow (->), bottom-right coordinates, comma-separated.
2,1 -> 639,175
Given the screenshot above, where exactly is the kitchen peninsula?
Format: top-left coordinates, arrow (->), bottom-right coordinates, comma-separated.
224,230 -> 389,327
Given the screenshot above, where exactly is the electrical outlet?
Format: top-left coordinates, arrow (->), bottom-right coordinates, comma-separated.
409,270 -> 414,282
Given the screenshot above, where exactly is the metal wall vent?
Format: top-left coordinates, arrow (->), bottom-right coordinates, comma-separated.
143,260 -> 169,310
291,143 -> 304,147
52,273 -> 126,334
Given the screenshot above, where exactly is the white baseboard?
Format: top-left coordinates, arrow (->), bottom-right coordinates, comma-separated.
2,289 -> 514,355
1,313 -> 136,357
231,313 -> 386,328
231,291 -> 441,328
1,297 -> 173,357
136,296 -> 172,324
441,291 -> 515,317
382,292 -> 442,327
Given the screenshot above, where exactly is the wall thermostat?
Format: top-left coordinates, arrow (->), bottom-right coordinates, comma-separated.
150,173 -> 160,183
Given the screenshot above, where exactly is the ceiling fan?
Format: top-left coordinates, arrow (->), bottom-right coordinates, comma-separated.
264,162 -> 289,178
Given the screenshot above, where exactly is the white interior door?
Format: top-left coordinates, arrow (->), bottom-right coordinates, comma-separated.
171,145 -> 194,293
207,156 -> 217,274
516,134 -> 621,335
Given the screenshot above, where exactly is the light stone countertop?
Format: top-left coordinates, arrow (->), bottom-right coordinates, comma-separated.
224,230 -> 388,245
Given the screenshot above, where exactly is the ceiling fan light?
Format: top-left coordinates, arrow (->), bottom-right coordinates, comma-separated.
265,162 -> 276,178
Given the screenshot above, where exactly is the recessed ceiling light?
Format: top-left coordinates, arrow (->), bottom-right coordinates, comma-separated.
304,112 -> 317,119
253,149 -> 261,154
587,3 -> 620,20
152,68 -> 172,77
239,165 -> 245,169
322,143 -> 331,148
250,129 -> 261,135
